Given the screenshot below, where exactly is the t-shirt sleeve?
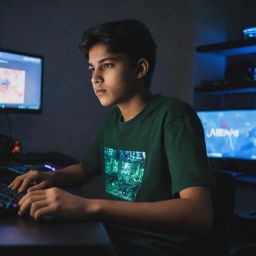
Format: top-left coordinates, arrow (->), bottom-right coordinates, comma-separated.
80,129 -> 104,176
164,107 -> 215,197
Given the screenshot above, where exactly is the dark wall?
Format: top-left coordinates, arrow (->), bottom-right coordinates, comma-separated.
0,0 -> 198,158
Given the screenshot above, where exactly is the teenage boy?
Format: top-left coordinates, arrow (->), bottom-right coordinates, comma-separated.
9,20 -> 215,255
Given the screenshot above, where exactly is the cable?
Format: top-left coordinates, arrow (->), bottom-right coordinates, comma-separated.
4,112 -> 12,134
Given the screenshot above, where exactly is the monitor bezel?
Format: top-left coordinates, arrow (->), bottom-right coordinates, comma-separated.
0,48 -> 44,114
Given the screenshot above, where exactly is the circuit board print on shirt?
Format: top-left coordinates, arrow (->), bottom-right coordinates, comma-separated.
104,147 -> 146,201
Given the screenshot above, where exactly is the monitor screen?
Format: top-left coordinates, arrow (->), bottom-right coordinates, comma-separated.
197,110 -> 256,161
0,49 -> 43,112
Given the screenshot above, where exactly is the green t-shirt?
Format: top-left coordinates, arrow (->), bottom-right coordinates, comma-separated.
81,95 -> 215,254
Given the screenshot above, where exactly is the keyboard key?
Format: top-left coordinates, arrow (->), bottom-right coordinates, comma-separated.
0,183 -> 24,213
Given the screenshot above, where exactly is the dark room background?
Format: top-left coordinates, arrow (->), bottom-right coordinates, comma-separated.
0,0 -> 255,160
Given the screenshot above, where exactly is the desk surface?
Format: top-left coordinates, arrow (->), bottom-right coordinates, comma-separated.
0,216 -> 116,255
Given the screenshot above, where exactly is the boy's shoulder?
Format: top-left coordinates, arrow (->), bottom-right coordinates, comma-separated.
154,95 -> 195,119
156,95 -> 189,107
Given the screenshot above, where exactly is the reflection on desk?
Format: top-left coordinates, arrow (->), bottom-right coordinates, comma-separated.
0,216 -> 116,256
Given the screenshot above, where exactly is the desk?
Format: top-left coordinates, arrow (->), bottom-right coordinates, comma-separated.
0,216 -> 116,256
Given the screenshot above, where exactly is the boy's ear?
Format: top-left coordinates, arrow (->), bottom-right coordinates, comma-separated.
136,58 -> 149,79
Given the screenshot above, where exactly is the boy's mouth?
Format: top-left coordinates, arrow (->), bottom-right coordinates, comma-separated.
95,89 -> 107,95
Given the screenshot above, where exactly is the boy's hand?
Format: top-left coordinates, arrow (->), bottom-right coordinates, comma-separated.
18,187 -> 95,221
9,170 -> 55,193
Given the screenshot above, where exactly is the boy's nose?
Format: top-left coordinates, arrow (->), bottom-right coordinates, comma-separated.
91,70 -> 103,84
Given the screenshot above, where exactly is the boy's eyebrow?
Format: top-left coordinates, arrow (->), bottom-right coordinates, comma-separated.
88,57 -> 119,66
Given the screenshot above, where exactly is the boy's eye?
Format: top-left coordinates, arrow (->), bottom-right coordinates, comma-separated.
88,63 -> 113,73
102,63 -> 114,69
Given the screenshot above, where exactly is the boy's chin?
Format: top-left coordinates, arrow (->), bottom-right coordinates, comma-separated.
98,98 -> 114,107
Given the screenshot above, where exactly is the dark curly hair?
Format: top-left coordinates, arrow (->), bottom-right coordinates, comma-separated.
79,19 -> 157,89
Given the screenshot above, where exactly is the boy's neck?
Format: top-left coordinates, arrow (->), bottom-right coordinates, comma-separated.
117,89 -> 153,122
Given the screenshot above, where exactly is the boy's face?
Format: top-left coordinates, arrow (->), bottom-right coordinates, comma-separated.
88,43 -> 139,107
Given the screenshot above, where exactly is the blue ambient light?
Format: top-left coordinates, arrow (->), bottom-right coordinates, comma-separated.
243,27 -> 256,39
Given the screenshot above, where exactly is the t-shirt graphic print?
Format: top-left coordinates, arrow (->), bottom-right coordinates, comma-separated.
104,147 -> 146,201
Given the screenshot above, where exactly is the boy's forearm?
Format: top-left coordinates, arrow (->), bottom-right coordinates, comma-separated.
52,163 -> 92,187
89,196 -> 213,234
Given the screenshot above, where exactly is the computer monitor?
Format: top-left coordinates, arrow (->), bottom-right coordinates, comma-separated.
197,109 -> 256,160
197,109 -> 256,173
0,49 -> 43,112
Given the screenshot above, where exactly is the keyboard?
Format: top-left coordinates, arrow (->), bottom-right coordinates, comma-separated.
0,183 -> 24,215
1,163 -> 58,174
0,163 -> 57,216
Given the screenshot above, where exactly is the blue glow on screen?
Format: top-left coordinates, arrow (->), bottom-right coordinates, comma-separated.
197,110 -> 256,160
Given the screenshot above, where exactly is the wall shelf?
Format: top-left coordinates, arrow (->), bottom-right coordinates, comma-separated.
196,38 -> 256,56
194,38 -> 256,110
195,87 -> 256,95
